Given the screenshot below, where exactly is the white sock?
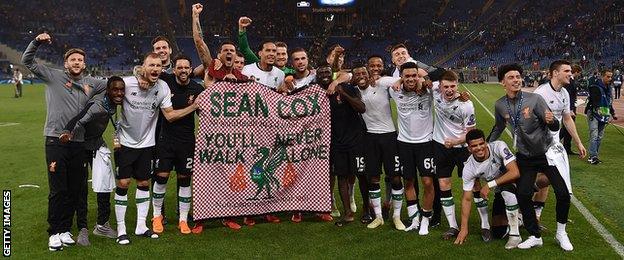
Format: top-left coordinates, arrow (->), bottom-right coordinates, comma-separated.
349,183 -> 355,198
557,222 -> 567,235
419,215 -> 430,235
179,186 -> 191,222
506,208 -> 520,236
501,191 -> 520,236
407,203 -> 420,226
407,203 -> 420,222
535,205 -> 544,220
152,183 -> 167,217
474,197 -> 490,229
114,193 -> 127,236
391,188 -> 404,218
369,189 -> 382,218
441,196 -> 458,229
135,189 -> 150,235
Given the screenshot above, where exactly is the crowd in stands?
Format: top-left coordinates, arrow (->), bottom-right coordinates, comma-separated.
0,0 -> 622,76
455,0 -> 624,71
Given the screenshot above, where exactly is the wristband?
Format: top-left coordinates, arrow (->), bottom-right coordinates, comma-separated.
487,180 -> 497,188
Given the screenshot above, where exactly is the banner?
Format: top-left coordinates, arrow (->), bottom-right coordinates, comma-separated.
192,81 -> 332,220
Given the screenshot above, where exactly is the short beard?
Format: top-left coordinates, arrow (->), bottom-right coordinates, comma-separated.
67,68 -> 83,77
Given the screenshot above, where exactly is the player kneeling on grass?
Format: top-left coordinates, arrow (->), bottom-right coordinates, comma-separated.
454,129 -> 522,249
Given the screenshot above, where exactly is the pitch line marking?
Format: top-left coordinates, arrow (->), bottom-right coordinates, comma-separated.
463,84 -> 624,258
18,184 -> 40,188
0,122 -> 20,127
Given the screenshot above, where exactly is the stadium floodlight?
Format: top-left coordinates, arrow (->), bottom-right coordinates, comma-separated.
320,0 -> 354,6
297,1 -> 310,7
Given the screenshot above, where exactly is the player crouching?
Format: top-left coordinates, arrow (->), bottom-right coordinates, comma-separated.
454,129 -> 522,249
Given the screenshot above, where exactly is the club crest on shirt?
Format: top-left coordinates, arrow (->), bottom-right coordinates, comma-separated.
49,161 -> 57,173
522,107 -> 531,119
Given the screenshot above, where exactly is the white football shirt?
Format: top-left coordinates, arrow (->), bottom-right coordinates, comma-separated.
358,82 -> 396,134
432,82 -> 476,147
293,72 -> 316,89
119,77 -> 172,148
242,63 -> 285,89
534,82 -> 571,140
462,141 -> 516,191
378,76 -> 433,143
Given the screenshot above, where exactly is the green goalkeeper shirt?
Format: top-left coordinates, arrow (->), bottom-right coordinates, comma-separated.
238,31 -> 295,75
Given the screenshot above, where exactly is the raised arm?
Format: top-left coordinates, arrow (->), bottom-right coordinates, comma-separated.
238,17 -> 259,64
191,3 -> 212,75
21,33 -> 54,82
328,45 -> 345,72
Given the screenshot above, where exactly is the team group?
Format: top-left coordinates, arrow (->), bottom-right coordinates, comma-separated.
25,3 -> 611,253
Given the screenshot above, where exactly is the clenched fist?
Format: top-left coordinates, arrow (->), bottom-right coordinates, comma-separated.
192,3 -> 203,15
35,33 -> 52,44
545,111 -> 554,124
239,17 -> 252,31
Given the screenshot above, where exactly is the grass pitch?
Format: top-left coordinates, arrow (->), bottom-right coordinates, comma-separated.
0,83 -> 622,259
